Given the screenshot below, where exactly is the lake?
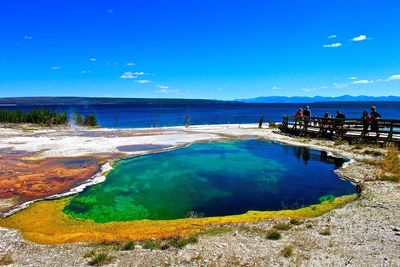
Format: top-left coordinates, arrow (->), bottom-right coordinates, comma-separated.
3,101 -> 399,128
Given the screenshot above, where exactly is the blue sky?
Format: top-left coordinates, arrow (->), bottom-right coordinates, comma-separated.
1,0 -> 400,100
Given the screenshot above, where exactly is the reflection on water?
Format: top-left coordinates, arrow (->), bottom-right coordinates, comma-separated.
292,146 -> 345,167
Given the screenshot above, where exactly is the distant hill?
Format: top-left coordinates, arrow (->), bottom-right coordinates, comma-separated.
239,95 -> 400,103
0,97 -> 228,106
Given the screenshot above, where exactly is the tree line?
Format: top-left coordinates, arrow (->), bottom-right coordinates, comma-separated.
0,109 -> 98,127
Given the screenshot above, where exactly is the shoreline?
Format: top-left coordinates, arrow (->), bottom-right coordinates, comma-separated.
1,124 -> 360,218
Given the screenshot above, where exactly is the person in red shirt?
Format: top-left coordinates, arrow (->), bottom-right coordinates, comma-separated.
295,108 -> 303,117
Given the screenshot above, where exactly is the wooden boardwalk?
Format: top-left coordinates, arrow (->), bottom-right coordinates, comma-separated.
279,116 -> 400,146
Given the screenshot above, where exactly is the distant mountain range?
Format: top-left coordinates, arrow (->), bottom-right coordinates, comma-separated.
238,95 -> 400,103
0,97 -> 227,106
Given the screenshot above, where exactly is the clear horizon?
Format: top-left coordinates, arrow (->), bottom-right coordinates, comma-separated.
1,1 -> 400,100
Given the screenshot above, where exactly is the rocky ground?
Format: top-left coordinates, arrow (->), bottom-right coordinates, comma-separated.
0,124 -> 399,266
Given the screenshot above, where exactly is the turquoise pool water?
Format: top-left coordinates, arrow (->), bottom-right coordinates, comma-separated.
63,140 -> 356,222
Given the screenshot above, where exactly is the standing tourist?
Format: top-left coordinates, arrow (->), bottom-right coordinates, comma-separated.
370,106 -> 381,138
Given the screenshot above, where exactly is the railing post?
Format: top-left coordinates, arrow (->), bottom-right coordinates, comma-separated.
385,120 -> 394,146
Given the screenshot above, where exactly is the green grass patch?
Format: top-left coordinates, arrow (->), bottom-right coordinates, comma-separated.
319,228 -> 332,236
167,236 -> 198,249
142,240 -> 163,250
380,147 -> 400,182
85,251 -> 115,266
266,229 -> 281,240
333,140 -> 347,146
121,241 -> 136,251
289,219 -> 303,225
381,175 -> 399,182
274,223 -> 291,231
200,226 -> 233,236
281,245 -> 293,258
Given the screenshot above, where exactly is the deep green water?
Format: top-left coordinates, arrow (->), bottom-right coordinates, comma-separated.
63,140 -> 356,222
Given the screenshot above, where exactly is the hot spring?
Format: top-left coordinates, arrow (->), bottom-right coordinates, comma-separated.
63,140 -> 356,223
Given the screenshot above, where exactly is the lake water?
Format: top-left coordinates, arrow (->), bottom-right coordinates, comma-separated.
3,101 -> 400,128
63,140 -> 356,222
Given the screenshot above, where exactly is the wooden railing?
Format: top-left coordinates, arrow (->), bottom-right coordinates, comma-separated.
280,116 -> 400,145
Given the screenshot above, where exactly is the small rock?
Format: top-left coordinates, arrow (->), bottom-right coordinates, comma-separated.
134,245 -> 142,250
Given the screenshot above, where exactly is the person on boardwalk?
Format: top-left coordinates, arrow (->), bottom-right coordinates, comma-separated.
295,108 -> 303,129
295,108 -> 303,117
370,106 -> 381,138
336,110 -> 346,119
335,110 -> 346,134
303,106 -> 311,117
303,106 -> 311,127
361,111 -> 371,137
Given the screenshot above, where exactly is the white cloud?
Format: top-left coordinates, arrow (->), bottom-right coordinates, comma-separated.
120,72 -> 137,79
351,79 -> 373,84
24,35 -> 33,40
126,62 -> 135,66
328,35 -> 337,39
271,86 -> 282,90
81,70 -> 91,74
157,85 -> 169,89
136,79 -> 151,84
157,88 -> 178,93
349,76 -> 357,80
131,71 -> 146,75
351,34 -> 367,42
51,66 -> 61,70
388,74 -> 400,81
301,87 -> 318,92
332,83 -> 348,89
323,42 -> 342,48
89,58 -> 97,62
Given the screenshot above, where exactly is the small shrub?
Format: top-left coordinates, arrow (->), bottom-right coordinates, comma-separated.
333,140 -> 347,146
281,245 -> 293,258
266,229 -> 281,240
122,241 -> 136,251
363,149 -> 372,155
201,226 -> 233,236
84,250 -> 96,258
142,240 -> 162,250
289,219 -> 303,225
319,228 -> 331,236
160,243 -> 170,250
274,223 -> 291,231
87,252 -> 115,266
168,236 -> 198,249
269,121 -> 278,129
373,151 -> 384,156
0,254 -> 13,265
306,224 -> 313,229
381,175 -> 399,182
382,147 -> 400,176
352,144 -> 364,150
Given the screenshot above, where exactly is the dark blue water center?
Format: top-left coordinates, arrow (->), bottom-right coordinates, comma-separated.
63,140 -> 356,222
